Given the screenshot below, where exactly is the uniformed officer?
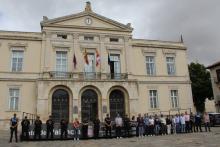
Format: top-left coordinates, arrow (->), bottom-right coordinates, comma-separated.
104,114 -> 112,138
60,118 -> 68,139
123,114 -> 130,137
46,115 -> 54,139
34,116 -> 42,140
93,116 -> 100,139
9,113 -> 19,143
21,116 -> 30,140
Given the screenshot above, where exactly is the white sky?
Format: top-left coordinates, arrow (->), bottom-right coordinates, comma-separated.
0,0 -> 219,66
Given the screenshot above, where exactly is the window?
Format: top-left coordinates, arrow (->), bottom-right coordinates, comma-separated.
109,54 -> 121,79
11,50 -> 24,72
84,53 -> 95,79
166,57 -> 175,75
146,56 -> 156,75
84,36 -> 94,41
57,34 -> 67,39
56,51 -> 67,74
149,90 -> 158,109
216,69 -> 220,82
110,38 -> 119,42
9,88 -> 19,111
171,90 -> 179,108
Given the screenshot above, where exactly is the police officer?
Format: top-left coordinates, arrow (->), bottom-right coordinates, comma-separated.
34,116 -> 42,140
60,118 -> 68,139
9,113 -> 18,143
93,116 -> 100,139
21,116 -> 30,140
46,115 -> 54,139
123,114 -> 130,137
104,114 -> 112,138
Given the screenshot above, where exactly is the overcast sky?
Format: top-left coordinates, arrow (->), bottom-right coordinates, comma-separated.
0,0 -> 219,66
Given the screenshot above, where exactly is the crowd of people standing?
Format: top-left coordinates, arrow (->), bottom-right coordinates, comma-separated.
9,111 -> 212,143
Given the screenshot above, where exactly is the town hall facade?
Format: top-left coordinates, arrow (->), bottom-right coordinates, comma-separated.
0,2 -> 193,129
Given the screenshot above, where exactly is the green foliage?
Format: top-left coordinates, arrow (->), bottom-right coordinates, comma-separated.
188,62 -> 213,112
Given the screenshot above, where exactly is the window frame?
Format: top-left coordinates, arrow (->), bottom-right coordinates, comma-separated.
170,90 -> 179,108
145,56 -> 156,76
149,90 -> 159,109
11,49 -> 24,72
56,51 -> 68,72
9,88 -> 20,111
166,56 -> 176,75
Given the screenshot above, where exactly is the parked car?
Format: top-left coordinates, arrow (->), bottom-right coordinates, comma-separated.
208,113 -> 220,126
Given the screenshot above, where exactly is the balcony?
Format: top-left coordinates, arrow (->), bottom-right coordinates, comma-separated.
44,71 -> 128,80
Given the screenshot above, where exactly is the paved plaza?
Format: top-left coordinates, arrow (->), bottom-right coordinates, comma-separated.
0,127 -> 219,147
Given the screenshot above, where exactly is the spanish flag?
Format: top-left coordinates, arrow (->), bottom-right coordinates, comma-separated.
84,50 -> 89,65
96,49 -> 100,66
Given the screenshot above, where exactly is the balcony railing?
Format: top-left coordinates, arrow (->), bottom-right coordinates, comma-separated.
44,71 -> 128,80
106,73 -> 128,80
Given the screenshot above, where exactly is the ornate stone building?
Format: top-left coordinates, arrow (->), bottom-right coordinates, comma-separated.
0,2 -> 193,129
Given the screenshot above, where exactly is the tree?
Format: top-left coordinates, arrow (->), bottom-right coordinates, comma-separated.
188,62 -> 213,112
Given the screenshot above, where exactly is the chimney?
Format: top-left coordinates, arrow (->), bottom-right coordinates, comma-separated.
43,16 -> 48,21
85,1 -> 92,12
126,23 -> 131,27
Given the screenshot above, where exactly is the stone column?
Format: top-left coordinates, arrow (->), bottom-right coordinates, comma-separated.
124,36 -> 132,74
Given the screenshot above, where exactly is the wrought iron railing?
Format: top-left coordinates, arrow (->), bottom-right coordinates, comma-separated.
44,71 -> 128,80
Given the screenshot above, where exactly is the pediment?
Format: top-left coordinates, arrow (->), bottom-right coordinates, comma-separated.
41,12 -> 133,32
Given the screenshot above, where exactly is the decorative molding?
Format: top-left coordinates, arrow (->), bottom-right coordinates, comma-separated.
147,86 -> 158,89
7,84 -> 22,88
168,86 -> 179,90
8,43 -> 28,51
80,44 -> 99,52
52,43 -> 71,51
142,48 -> 157,56
162,49 -> 176,55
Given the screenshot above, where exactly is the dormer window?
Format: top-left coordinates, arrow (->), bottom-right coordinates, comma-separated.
57,34 -> 67,39
84,36 -> 94,41
110,38 -> 119,42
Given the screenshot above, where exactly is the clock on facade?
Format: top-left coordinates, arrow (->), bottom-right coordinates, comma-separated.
85,18 -> 92,25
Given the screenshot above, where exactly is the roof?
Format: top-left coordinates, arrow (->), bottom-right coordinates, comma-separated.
206,61 -> 220,69
40,2 -> 133,32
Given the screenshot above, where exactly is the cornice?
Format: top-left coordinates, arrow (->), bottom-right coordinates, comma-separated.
43,24 -> 132,33
0,35 -> 42,41
132,43 -> 186,50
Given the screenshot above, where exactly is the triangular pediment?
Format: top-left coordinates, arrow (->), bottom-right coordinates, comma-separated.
41,11 -> 133,32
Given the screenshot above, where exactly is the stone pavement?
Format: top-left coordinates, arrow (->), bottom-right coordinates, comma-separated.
0,127 -> 220,147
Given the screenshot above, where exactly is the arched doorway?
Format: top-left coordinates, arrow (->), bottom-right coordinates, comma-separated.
109,90 -> 125,119
52,89 -> 69,123
81,89 -> 98,122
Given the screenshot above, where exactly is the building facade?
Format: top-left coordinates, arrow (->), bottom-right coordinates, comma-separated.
0,2 -> 193,129
207,61 -> 220,112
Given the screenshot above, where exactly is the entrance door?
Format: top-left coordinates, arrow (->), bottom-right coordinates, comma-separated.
52,89 -> 69,123
81,89 -> 98,122
109,90 -> 125,120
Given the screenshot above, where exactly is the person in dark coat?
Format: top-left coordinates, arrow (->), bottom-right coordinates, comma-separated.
9,113 -> 19,143
104,114 -> 112,138
82,119 -> 89,139
46,115 -> 54,139
34,116 -> 42,140
60,118 -> 68,139
93,116 -> 100,139
21,116 -> 30,140
123,114 -> 130,137
195,113 -> 202,132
